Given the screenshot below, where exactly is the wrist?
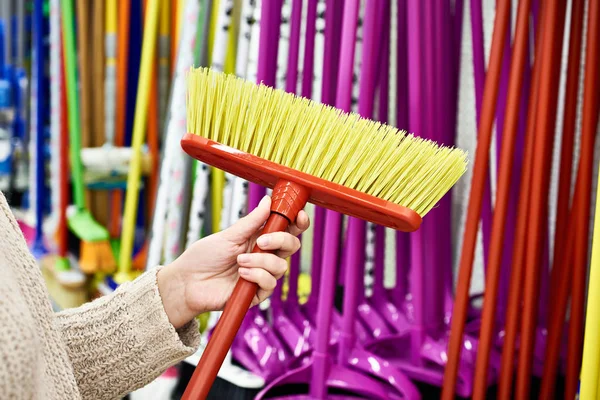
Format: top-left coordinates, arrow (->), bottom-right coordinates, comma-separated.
157,264 -> 200,329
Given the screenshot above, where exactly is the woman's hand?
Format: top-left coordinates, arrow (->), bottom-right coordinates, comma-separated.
157,195 -> 310,329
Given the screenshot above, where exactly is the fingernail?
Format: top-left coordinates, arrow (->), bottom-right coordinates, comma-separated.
257,235 -> 270,247
239,267 -> 250,276
238,254 -> 250,264
260,195 -> 270,206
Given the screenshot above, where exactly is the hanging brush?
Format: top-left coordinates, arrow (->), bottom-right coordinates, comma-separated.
181,68 -> 468,399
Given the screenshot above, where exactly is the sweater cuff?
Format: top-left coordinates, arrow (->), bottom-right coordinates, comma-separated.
56,267 -> 200,400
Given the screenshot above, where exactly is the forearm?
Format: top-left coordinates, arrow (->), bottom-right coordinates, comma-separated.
55,268 -> 200,400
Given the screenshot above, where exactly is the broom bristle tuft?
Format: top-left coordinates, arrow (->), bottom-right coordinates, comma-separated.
187,68 -> 468,216
79,240 -> 117,274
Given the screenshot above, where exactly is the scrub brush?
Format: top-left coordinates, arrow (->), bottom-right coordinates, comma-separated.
181,67 -> 468,399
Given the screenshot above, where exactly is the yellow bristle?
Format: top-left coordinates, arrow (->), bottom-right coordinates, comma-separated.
186,68 -> 468,217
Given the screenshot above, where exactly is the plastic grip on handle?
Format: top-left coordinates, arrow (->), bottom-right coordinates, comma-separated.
182,180 -> 309,400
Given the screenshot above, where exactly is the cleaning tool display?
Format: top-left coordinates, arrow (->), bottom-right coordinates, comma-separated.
181,67 -> 467,399
7,2 -> 600,398
60,0 -> 116,275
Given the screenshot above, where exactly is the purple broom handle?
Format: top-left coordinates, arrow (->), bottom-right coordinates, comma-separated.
322,0 -> 342,105
432,0 -> 453,325
337,0 -> 383,363
333,0 -> 358,113
470,0 -> 492,268
310,0 -> 343,320
393,0 -> 411,305
406,0 -> 426,354
284,0 -> 304,308
422,0 -> 445,334
338,217 -> 367,364
285,0 -> 303,94
288,252 -> 301,306
396,0 -> 409,128
301,0 -> 318,99
450,0 -> 464,146
453,0 -> 465,69
437,0 -> 457,316
495,10 -> 512,168
301,0 -> 322,310
310,0 -> 359,395
268,1 -> 283,83
249,1 -> 280,209
311,211 -> 342,399
373,226 -> 386,294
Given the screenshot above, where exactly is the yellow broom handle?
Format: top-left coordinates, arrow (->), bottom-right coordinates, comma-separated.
579,159 -> 600,398
117,0 -> 160,280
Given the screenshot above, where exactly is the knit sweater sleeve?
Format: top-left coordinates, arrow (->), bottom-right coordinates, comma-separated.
54,267 -> 200,400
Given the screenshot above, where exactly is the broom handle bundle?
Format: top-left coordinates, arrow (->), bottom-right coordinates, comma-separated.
515,0 -> 568,396
549,0 -> 585,308
470,0 -> 532,397
541,0 -> 599,397
496,6 -> 545,397
564,1 -> 599,396
441,1 -> 511,397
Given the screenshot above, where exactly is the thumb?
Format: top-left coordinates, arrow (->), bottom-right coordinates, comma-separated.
225,195 -> 271,240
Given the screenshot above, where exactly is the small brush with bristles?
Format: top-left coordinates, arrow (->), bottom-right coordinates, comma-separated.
181,67 -> 468,399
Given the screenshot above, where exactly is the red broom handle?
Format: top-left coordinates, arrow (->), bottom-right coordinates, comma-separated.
515,0 -> 567,396
539,177 -> 581,399
549,0 -> 585,304
471,0 -> 532,396
496,13 -> 543,396
182,180 -> 309,400
565,0 -> 600,396
441,1 -> 511,398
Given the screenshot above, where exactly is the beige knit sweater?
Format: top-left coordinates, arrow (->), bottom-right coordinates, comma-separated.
0,192 -> 201,399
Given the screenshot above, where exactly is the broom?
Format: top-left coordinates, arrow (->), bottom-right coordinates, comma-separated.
180,68 -> 468,399
60,0 -> 116,274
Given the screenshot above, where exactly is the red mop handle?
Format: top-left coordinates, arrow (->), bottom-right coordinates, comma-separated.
182,180 -> 309,400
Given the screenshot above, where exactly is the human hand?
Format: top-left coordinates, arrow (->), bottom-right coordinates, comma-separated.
157,195 -> 310,329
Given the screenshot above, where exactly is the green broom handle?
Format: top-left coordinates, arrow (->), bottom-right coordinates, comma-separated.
60,0 -> 85,210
